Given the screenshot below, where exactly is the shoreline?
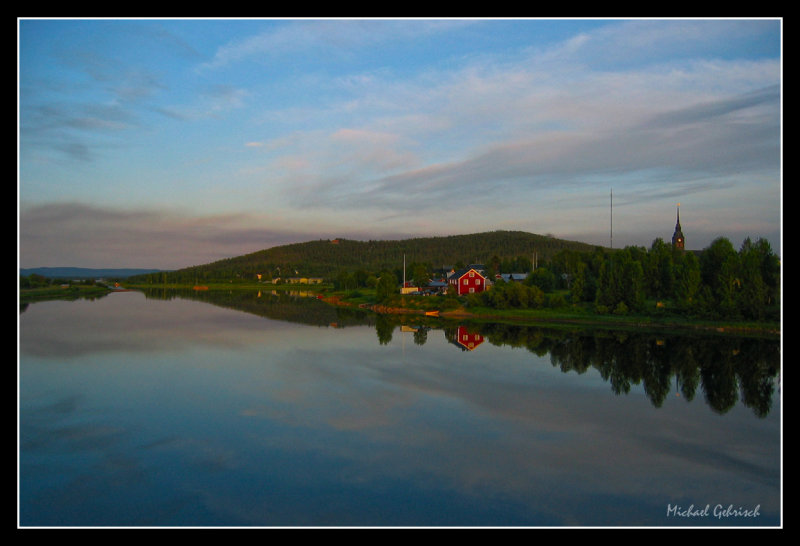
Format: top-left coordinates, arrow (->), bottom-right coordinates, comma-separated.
32,282 -> 776,338
332,297 -> 780,338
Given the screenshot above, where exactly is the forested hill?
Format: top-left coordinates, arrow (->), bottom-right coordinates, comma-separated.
143,231 -> 602,283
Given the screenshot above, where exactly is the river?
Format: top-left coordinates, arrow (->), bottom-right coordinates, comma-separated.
18,289 -> 781,527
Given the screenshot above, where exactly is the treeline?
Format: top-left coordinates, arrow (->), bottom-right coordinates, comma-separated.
468,236 -> 780,322
19,273 -> 112,307
128,231 -> 599,285
20,273 -> 101,289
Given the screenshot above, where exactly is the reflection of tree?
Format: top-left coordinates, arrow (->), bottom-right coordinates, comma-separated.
642,341 -> 673,408
139,287 -> 373,328
672,344 -> 700,401
736,340 -> 780,418
699,352 -> 739,415
375,315 -> 394,345
20,288 -> 111,312
133,288 -> 780,417
464,322 -> 779,417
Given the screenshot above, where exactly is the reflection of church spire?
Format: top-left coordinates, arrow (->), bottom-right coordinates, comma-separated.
672,204 -> 685,251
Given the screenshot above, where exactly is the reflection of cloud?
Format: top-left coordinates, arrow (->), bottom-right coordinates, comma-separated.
226,329 -> 780,519
20,296 -> 781,525
19,291 -> 296,358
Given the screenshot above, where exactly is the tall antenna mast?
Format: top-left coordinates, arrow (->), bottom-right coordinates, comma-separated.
610,188 -> 613,249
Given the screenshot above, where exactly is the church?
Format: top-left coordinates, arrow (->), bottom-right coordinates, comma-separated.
671,205 -> 685,251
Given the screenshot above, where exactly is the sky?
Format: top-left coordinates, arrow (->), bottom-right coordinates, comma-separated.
18,18 -> 782,270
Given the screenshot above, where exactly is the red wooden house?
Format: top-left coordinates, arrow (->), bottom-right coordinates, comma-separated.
447,268 -> 487,295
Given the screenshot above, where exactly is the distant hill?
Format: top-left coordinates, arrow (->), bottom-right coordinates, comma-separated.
20,267 -> 165,279
138,231 -> 603,283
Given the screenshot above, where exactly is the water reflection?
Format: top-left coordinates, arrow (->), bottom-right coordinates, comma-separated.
19,290 -> 781,526
476,324 -> 779,418
140,286 -> 373,328
140,288 -> 780,417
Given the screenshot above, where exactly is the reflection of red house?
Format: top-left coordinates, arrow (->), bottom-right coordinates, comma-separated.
448,268 -> 487,295
456,326 -> 484,351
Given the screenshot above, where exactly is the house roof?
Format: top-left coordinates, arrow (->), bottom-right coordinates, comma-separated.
450,267 -> 486,280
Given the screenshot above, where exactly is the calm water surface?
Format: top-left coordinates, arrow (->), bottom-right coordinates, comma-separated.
19,290 -> 781,527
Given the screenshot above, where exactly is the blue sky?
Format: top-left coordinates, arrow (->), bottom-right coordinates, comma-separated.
18,18 -> 782,269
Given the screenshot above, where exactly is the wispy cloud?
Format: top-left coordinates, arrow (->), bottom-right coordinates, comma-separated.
19,203 -> 313,269
19,19 -> 781,267
274,70 -> 779,213
199,19 -> 472,72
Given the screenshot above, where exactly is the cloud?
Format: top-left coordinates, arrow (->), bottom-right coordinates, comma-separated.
19,19 -> 782,265
541,19 -> 780,69
19,20 -> 212,163
18,203 -> 321,269
277,82 -> 779,214
228,20 -> 779,222
199,19 -> 472,72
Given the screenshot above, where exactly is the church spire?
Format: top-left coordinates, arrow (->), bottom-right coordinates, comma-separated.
672,204 -> 685,251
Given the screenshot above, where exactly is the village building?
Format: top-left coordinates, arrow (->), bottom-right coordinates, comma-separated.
400,281 -> 418,295
672,205 -> 685,251
285,277 -> 324,285
425,280 -> 448,295
402,279 -> 449,295
447,267 -> 488,295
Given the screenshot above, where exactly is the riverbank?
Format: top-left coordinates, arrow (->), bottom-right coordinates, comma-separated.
324,293 -> 780,338
19,284 -> 115,304
116,281 -> 781,338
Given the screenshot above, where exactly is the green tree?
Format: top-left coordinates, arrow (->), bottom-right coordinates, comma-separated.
700,237 -> 740,318
335,270 -> 355,291
375,271 -> 397,304
741,237 -> 780,307
569,261 -> 587,304
527,266 -> 555,292
489,254 -> 501,275
411,264 -> 429,290
672,250 -> 701,312
353,268 -> 369,288
737,238 -> 768,320
596,248 -> 644,312
645,238 -> 675,299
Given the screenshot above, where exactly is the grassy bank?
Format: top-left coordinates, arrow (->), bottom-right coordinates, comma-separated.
122,280 -> 334,293
111,281 -> 782,338
19,284 -> 115,304
312,285 -> 780,337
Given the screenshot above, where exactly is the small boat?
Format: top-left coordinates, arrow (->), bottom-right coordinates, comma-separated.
424,310 -> 440,317
193,285 -> 209,291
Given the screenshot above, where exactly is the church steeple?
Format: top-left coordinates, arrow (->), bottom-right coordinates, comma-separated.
672,204 -> 685,251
